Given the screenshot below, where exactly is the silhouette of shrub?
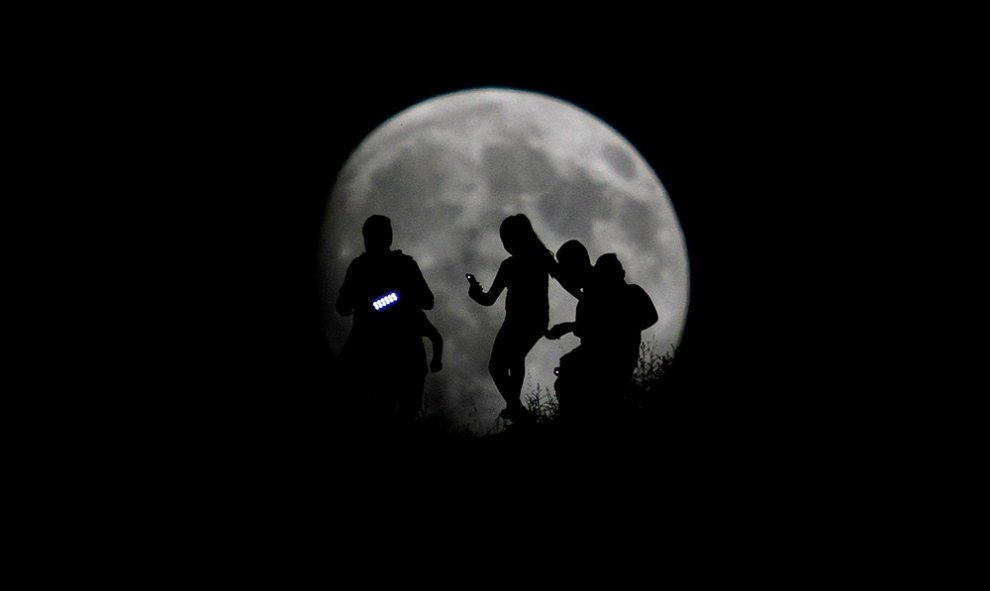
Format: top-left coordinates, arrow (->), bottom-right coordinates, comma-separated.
626,341 -> 679,411
517,339 -> 679,427
522,383 -> 559,424
393,340 -> 680,445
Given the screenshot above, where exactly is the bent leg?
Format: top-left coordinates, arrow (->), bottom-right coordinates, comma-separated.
488,327 -> 516,406
489,323 -> 543,411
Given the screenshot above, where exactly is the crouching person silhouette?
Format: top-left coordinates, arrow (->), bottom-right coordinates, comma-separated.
548,253 -> 658,423
553,239 -> 593,301
334,215 -> 438,428
545,240 -> 592,420
468,214 -> 555,424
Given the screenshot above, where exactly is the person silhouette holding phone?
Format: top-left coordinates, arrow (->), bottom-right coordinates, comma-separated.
468,214 -> 555,423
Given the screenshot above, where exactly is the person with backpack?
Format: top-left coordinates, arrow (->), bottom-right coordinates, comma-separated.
335,215 -> 437,424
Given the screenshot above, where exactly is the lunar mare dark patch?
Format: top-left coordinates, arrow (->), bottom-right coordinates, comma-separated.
604,143 -> 638,180
482,143 -> 556,196
537,168 -> 614,238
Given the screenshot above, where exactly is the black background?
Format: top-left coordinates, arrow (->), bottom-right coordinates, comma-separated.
14,7 -> 949,575
37,12 -> 945,573
47,20 -> 925,572
82,23 -> 884,527
169,55 -> 855,480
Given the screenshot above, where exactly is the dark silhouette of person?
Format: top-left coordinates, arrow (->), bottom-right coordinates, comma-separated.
548,253 -> 658,421
546,239 -> 594,343
335,215 -> 436,424
546,239 -> 593,418
468,214 -> 555,423
553,239 -> 593,301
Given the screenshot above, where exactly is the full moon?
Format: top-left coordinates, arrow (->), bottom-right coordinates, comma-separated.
320,88 -> 689,433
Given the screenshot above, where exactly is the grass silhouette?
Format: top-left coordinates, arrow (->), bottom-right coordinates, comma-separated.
335,340 -> 685,483
405,339 -> 680,447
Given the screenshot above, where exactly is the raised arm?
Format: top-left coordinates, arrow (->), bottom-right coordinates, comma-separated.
469,260 -> 509,307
